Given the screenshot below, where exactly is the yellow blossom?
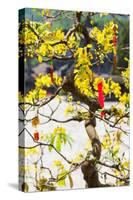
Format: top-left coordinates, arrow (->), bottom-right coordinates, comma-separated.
64,105 -> 74,115
119,93 -> 129,105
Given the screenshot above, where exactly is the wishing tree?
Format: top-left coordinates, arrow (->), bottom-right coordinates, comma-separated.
19,9 -> 129,192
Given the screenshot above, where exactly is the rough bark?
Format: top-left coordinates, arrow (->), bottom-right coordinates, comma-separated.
62,71 -> 104,187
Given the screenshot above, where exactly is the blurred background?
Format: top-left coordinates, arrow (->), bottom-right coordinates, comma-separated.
19,8 -> 129,98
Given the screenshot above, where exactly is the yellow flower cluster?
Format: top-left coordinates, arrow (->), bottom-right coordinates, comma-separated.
74,46 -> 94,97
121,66 -> 129,89
67,32 -> 78,49
19,21 -> 67,60
54,43 -> 67,55
35,73 -> 62,88
110,106 -> 125,119
19,72 -> 62,105
74,72 -> 94,97
53,73 -> 62,86
93,77 -> 110,95
102,132 -> 120,158
53,160 -> 64,170
110,80 -> 121,98
72,153 -> 84,163
53,127 -> 66,136
19,30 -> 38,45
35,74 -> 52,88
25,88 -> 47,103
55,29 -> 65,41
93,77 -> 121,98
36,43 -> 54,60
67,95 -> 73,102
64,104 -> 74,115
74,46 -> 93,67
119,93 -> 129,106
102,133 -> 112,150
90,21 -> 118,54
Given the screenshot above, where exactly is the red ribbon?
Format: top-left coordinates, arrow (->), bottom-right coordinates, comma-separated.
98,82 -> 105,118
34,131 -> 39,141
50,64 -> 54,83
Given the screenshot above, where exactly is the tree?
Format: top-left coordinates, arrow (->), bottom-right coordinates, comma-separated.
19,9 -> 129,192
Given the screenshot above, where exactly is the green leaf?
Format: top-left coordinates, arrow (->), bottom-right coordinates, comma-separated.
56,134 -> 61,152
42,10 -> 45,16
66,135 -> 73,148
57,173 -> 66,187
58,179 -> 66,187
68,174 -> 73,188
61,133 -> 67,144
112,144 -> 119,157
48,134 -> 55,152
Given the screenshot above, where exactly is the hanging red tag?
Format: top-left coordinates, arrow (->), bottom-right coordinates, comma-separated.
113,25 -> 117,70
50,63 -> 54,83
98,82 -> 105,118
34,131 -> 39,141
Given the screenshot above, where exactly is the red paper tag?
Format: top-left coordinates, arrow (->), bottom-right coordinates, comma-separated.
34,131 -> 39,141
98,82 -> 105,118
